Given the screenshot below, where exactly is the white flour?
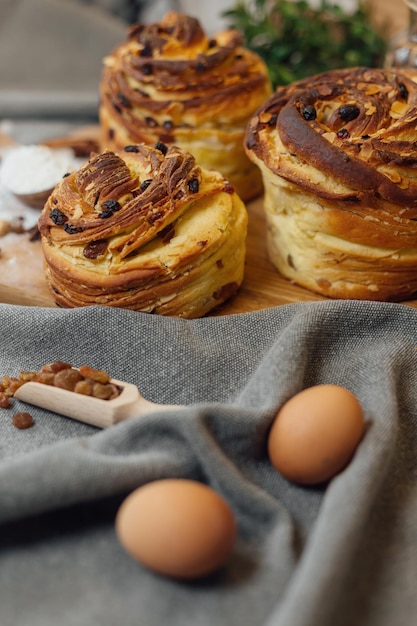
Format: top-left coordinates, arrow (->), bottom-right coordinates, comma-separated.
0,144 -> 76,194
0,146 -> 68,296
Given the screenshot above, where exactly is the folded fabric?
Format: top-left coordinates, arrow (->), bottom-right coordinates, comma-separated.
0,299 -> 416,626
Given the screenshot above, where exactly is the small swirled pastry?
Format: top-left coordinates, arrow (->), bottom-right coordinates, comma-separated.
245,66 -> 417,301
99,11 -> 272,202
37,143 -> 247,318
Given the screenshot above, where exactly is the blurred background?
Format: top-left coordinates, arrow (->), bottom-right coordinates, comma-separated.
0,0 -> 407,141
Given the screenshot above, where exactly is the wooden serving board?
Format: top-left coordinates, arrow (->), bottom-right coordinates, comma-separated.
0,193 -> 321,313
1,194 -> 417,315
1,126 -> 417,315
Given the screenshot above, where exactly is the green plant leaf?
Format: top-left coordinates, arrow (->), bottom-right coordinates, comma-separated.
223,0 -> 388,87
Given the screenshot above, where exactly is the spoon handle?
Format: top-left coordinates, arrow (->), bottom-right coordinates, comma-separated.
14,378 -> 179,428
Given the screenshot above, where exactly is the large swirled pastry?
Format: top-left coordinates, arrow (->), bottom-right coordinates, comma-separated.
99,11 -> 272,202
38,143 -> 247,318
245,67 -> 417,301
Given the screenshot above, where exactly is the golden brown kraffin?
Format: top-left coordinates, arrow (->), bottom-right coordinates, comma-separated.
99,11 -> 272,202
245,67 -> 417,302
38,143 -> 247,318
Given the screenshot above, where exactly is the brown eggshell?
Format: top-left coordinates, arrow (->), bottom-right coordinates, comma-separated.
115,478 -> 237,580
268,384 -> 365,485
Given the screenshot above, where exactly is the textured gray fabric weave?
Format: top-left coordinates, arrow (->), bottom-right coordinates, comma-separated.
0,300 -> 416,626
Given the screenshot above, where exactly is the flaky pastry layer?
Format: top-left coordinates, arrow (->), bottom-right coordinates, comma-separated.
245,67 -> 417,301
99,11 -> 272,201
38,144 -> 247,318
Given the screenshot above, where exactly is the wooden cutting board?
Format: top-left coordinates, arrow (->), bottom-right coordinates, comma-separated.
1,193 -> 417,315
0,192 -> 322,313
1,125 -> 416,315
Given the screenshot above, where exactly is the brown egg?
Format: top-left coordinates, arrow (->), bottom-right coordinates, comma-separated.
115,478 -> 237,580
268,384 -> 365,485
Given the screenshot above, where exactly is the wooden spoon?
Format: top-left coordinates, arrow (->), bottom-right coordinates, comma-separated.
14,378 -> 180,429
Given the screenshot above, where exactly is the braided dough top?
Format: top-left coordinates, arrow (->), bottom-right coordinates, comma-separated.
100,11 -> 272,136
246,67 -> 417,222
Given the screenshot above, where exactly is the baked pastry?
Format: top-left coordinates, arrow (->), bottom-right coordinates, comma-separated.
99,11 -> 272,202
38,143 -> 247,318
245,67 -> 417,301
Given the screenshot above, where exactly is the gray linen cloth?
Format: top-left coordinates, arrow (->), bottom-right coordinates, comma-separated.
0,300 -> 416,626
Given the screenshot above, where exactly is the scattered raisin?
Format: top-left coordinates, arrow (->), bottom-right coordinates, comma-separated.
302,105 -> 317,121
35,372 -> 56,385
148,211 -> 164,224
163,120 -> 174,131
18,371 -> 38,383
99,209 -> 114,219
188,178 -> 199,193
83,239 -> 108,260
53,368 -> 83,391
79,365 -> 110,384
117,93 -> 131,108
40,361 -> 72,374
337,128 -> 351,139
142,64 -> 153,75
50,208 -> 68,226
399,82 -> 409,100
13,412 -> 34,429
140,42 -> 153,57
64,224 -> 83,234
338,104 -> 360,122
124,145 -> 140,153
1,376 -> 21,396
154,142 -> 168,155
145,116 -> 158,127
140,179 -> 153,191
223,182 -> 235,194
102,199 -> 121,212
74,379 -> 94,396
92,383 -> 114,400
0,392 -> 9,408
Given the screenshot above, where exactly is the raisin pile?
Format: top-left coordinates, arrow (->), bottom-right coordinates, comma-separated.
0,361 -> 121,407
